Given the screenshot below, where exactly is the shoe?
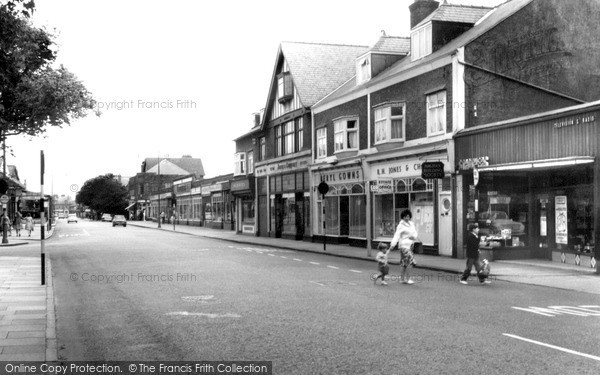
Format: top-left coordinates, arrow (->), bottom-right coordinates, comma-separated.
381,281 -> 388,285
459,280 -> 468,285
480,280 -> 491,284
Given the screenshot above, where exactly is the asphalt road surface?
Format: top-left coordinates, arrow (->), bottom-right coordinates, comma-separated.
44,220 -> 600,374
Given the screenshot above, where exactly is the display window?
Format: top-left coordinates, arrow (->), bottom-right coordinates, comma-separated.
211,194 -> 223,222
316,184 -> 366,238
242,199 -> 255,224
373,178 -> 435,245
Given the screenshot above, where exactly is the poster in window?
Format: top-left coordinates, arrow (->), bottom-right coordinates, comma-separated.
555,196 -> 568,244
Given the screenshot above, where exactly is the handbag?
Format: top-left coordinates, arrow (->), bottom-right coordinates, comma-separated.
479,259 -> 491,276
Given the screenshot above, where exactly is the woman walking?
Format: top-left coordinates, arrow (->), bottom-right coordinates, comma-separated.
24,214 -> 34,237
390,209 -> 418,285
14,211 -> 22,237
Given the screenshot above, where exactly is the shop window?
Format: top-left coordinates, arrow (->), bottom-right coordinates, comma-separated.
413,178 -> 427,191
282,194 -> 296,236
351,184 -> 364,194
396,180 -> 407,192
349,195 -> 366,238
325,196 -> 339,235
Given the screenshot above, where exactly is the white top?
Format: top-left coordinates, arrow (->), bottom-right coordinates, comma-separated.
390,220 -> 418,249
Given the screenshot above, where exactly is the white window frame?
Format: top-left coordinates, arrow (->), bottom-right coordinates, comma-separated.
334,117 -> 359,152
284,121 -> 295,155
411,23 -> 432,61
234,152 -> 246,176
247,151 -> 253,174
296,118 -> 304,151
427,91 -> 446,137
374,103 -> 406,144
316,127 -> 327,159
356,55 -> 371,85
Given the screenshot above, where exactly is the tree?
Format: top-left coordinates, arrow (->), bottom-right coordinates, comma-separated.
0,0 -> 97,144
76,174 -> 128,216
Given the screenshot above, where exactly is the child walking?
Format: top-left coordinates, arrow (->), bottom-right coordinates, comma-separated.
374,242 -> 390,285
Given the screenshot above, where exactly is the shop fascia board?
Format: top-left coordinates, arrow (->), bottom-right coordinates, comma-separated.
364,138 -> 450,164
477,156 -> 594,172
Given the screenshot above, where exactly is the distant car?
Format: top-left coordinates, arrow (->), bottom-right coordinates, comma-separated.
58,213 -> 66,219
112,215 -> 127,227
478,210 -> 525,236
67,214 -> 78,223
101,214 -> 113,222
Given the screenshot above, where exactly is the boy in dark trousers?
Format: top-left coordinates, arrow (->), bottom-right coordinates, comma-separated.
374,242 -> 390,285
460,223 -> 491,285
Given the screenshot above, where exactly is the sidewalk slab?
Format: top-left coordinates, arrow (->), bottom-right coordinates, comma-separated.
128,220 -> 600,294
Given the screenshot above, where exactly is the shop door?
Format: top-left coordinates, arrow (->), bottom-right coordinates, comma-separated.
295,192 -> 304,240
274,194 -> 283,238
438,192 -> 452,256
340,196 -> 349,236
258,196 -> 268,237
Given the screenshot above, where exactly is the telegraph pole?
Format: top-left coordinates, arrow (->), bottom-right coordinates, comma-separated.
40,151 -> 45,285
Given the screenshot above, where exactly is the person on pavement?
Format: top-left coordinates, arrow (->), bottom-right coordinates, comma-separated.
374,242 -> 390,286
24,213 -> 34,237
390,209 -> 418,285
14,211 -> 22,237
460,223 -> 491,285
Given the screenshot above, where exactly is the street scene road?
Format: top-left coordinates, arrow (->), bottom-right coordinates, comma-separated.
42,220 -> 600,374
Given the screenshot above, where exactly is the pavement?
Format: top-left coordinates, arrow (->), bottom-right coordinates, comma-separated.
0,219 -> 597,361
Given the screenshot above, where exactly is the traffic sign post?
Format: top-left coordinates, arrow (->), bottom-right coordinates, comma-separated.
1,195 -> 9,244
318,182 -> 329,251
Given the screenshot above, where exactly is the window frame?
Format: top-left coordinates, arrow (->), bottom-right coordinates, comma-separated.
275,125 -> 283,157
234,152 -> 246,176
258,137 -> 266,161
283,121 -> 295,155
296,117 -> 304,151
277,72 -> 293,103
426,91 -> 446,137
316,127 -> 327,159
374,103 -> 406,145
411,23 -> 432,61
333,117 -> 359,153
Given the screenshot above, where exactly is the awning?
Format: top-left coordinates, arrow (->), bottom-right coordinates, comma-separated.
125,202 -> 136,210
477,156 -> 594,172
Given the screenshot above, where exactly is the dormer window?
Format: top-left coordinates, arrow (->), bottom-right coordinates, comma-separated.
356,55 -> 371,85
277,72 -> 293,103
411,23 -> 432,61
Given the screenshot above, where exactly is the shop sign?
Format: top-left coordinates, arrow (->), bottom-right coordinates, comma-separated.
372,179 -> 393,193
421,162 -> 445,179
255,157 -> 310,177
201,186 -> 211,196
373,158 -> 450,179
555,196 -> 568,244
317,169 -> 361,184
489,196 -> 510,204
209,183 -> 223,192
458,156 -> 489,171
231,179 -> 250,192
553,113 -> 596,129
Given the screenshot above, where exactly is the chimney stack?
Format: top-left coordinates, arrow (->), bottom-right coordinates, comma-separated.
409,0 -> 439,29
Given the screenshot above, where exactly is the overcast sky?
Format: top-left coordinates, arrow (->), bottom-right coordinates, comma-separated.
8,0 -> 505,197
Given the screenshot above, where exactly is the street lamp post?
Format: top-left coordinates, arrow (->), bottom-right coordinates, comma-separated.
157,154 -> 161,228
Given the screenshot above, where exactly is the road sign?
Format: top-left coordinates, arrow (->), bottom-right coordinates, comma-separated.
0,195 -> 9,204
318,181 -> 329,195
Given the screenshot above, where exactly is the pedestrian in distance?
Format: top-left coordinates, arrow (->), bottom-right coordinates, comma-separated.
14,211 -> 22,237
374,242 -> 390,285
460,223 -> 491,285
390,209 -> 418,285
24,213 -> 34,237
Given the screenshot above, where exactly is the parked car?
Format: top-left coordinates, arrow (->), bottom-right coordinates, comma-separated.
67,214 -> 78,223
478,210 -> 525,236
101,213 -> 113,222
112,215 -> 127,227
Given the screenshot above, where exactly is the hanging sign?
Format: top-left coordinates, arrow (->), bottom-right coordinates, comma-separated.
421,161 -> 445,179
555,196 -> 568,244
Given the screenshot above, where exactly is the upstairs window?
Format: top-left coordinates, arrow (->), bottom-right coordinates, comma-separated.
258,137 -> 266,161
316,127 -> 327,159
234,152 -> 246,175
296,117 -> 304,151
247,151 -> 254,174
427,91 -> 446,136
411,23 -> 432,61
356,56 -> 371,85
374,103 -> 405,144
275,126 -> 283,157
284,121 -> 295,155
277,72 -> 293,103
334,118 -> 359,152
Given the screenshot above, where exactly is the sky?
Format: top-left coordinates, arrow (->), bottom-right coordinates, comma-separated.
7,0 -> 505,198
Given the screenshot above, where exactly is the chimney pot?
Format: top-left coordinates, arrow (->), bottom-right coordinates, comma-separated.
409,0 -> 439,29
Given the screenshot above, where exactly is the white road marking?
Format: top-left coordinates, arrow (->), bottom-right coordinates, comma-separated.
327,266 -> 339,270
267,254 -> 275,257
349,270 -> 362,273
310,281 -> 325,287
281,256 -> 288,259
228,246 -> 235,248
503,333 -> 600,362
293,258 -> 302,262
181,295 -> 214,303
309,262 -> 320,265
81,229 -> 90,236
256,251 -> 263,254
512,305 -> 600,317
166,312 -> 240,318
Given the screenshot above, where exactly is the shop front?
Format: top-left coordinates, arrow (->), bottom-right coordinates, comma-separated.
255,156 -> 311,240
367,154 -> 452,254
312,164 -> 367,247
231,176 -> 255,235
455,103 -> 599,270
202,181 -> 234,230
